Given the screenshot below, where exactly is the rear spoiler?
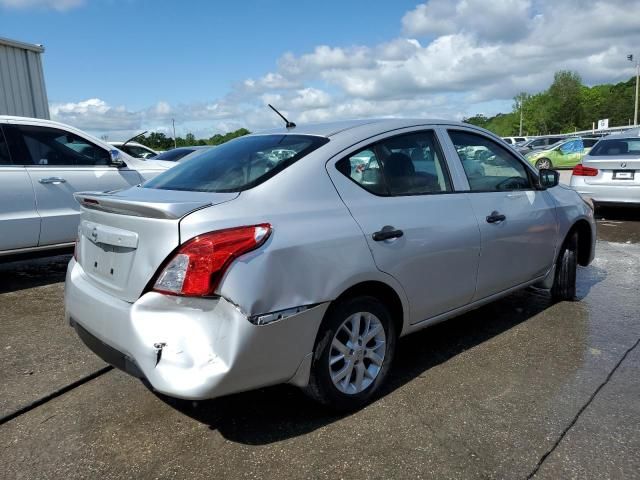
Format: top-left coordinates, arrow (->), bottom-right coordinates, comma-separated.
74,192 -> 213,220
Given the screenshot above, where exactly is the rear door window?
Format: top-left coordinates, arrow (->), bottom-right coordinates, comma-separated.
335,130 -> 452,196
144,135 -> 328,192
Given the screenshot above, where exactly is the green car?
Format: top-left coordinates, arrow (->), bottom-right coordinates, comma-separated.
526,137 -> 599,169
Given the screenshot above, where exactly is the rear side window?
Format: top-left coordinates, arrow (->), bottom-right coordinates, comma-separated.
6,125 -> 110,166
588,138 -> 640,156
336,130 -> 452,196
0,127 -> 11,165
144,134 -> 329,192
449,130 -> 533,192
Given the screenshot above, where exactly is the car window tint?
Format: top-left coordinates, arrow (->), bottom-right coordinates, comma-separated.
336,130 -> 452,196
13,125 -> 110,166
448,130 -> 533,192
0,127 -> 11,165
337,149 -> 386,195
588,138 -> 640,156
145,135 -> 328,193
582,139 -> 597,148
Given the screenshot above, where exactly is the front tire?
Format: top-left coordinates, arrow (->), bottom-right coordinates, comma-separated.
304,296 -> 397,411
551,233 -> 578,301
536,158 -> 552,169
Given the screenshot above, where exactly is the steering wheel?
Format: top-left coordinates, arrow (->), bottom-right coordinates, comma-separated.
495,176 -> 527,191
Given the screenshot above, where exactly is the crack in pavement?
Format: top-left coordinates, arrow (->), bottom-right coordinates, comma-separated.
0,366 -> 113,427
526,336 -> 640,479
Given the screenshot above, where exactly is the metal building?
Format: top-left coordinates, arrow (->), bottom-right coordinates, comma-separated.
0,36 -> 50,119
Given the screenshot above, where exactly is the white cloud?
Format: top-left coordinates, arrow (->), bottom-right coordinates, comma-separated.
402,0 -> 531,42
50,0 -> 640,137
0,0 -> 84,10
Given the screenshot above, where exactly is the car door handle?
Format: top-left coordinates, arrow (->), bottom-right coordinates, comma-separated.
486,211 -> 506,223
39,177 -> 67,184
372,226 -> 404,241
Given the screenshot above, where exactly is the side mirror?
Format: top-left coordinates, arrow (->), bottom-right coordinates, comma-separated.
539,168 -> 559,188
109,149 -> 126,167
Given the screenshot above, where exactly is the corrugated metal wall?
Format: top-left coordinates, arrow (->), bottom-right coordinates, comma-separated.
0,38 -> 50,119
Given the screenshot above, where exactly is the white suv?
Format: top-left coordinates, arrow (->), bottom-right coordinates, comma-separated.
0,116 -> 173,259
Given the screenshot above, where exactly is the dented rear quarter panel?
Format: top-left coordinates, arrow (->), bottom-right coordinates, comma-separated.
178,144 -> 412,332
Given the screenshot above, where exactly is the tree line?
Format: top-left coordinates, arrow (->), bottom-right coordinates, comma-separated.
134,128 -> 251,151
464,71 -> 637,136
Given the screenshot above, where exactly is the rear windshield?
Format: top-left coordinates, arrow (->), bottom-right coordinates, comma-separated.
588,138 -> 640,156
144,134 -> 329,192
154,148 -> 196,161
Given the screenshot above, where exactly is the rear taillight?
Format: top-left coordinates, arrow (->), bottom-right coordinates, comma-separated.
153,224 -> 271,297
572,164 -> 598,176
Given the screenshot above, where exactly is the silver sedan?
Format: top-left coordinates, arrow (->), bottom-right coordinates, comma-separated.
570,130 -> 640,206
65,119 -> 596,410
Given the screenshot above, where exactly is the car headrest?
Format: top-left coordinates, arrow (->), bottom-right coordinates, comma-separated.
603,141 -> 628,155
384,152 -> 415,177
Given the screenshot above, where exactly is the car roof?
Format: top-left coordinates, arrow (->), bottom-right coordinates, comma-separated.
255,118 -> 471,138
606,127 -> 640,138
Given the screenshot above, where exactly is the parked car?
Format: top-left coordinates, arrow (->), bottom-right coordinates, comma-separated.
502,136 -> 528,145
570,129 -> 640,206
65,119 -> 595,410
517,136 -> 567,155
526,137 -> 599,169
153,146 -> 213,162
109,141 -> 158,159
0,116 -> 174,259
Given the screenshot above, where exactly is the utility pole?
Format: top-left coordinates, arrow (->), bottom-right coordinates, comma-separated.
628,54 -> 639,126
172,118 -> 177,149
519,102 -> 523,136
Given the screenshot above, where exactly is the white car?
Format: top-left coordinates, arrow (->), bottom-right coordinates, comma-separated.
502,136 -> 528,146
0,116 -> 174,259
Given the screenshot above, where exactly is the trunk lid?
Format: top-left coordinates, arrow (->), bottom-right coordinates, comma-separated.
74,186 -> 239,302
582,155 -> 640,186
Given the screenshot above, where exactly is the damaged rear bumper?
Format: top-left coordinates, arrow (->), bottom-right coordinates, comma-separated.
64,259 -> 328,400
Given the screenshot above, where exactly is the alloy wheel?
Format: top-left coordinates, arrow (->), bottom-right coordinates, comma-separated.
328,312 -> 386,394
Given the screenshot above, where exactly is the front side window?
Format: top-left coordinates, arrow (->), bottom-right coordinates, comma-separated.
9,125 -> 110,166
449,130 -> 533,192
336,130 -> 452,196
144,134 -> 329,192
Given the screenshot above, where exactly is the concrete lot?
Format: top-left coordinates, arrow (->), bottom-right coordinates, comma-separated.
1,207 -> 639,479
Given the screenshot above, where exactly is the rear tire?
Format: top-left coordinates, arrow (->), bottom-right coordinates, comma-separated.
304,296 -> 397,411
551,233 -> 578,301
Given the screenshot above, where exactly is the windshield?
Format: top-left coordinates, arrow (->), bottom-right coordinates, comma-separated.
144,134 -> 329,192
154,148 -> 196,161
588,138 -> 640,156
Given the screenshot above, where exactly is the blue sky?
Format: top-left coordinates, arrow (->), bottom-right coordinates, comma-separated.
2,1 -> 418,108
1,0 -> 639,139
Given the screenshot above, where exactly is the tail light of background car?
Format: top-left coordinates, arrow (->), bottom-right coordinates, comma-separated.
153,224 -> 271,297
572,164 -> 599,176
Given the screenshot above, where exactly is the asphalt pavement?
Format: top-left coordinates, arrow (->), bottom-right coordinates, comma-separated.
1,208 -> 639,479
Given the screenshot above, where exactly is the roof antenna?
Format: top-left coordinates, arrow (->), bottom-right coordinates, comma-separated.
268,104 -> 296,129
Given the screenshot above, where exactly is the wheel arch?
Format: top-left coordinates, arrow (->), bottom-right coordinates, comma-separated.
563,219 -> 593,266
326,280 -> 406,338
